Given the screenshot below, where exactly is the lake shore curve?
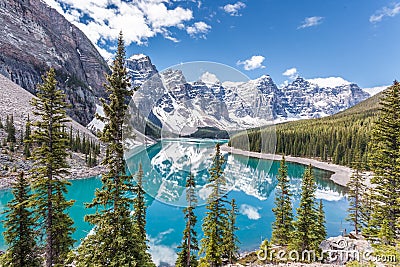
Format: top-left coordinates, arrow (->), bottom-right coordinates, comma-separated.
220,144 -> 353,187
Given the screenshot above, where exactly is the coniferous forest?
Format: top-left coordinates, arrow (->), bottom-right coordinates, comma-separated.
1,32 -> 399,267
229,91 -> 381,168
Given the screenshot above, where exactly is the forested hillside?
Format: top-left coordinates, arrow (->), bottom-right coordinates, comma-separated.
229,90 -> 383,168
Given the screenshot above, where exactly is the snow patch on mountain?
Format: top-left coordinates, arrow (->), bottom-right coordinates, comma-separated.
129,54 -> 147,60
200,71 -> 220,85
307,77 -> 351,88
88,54 -> 371,137
363,85 -> 388,96
87,104 -> 105,132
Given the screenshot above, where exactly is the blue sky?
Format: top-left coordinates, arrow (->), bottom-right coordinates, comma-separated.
45,0 -> 400,88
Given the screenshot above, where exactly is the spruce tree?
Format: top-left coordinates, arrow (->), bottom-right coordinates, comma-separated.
6,114 -> 16,143
346,157 -> 366,235
1,172 -> 41,267
76,32 -> 153,266
271,155 -> 294,246
368,81 -> 400,243
19,129 -> 24,145
200,143 -> 229,267
176,171 -> 199,267
360,188 -> 374,231
29,68 -> 75,267
290,165 -> 319,253
132,164 -> 154,267
316,200 -> 327,245
222,198 -> 239,264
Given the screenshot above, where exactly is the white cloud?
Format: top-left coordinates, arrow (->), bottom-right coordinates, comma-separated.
307,77 -> 351,88
298,16 -> 324,29
186,21 -> 211,38
282,67 -> 298,80
370,2 -> 400,23
363,85 -> 388,96
223,1 -> 246,16
239,204 -> 261,220
198,186 -> 213,200
315,189 -> 344,202
200,72 -> 220,84
43,0 -> 194,58
148,229 -> 177,266
237,55 -> 266,71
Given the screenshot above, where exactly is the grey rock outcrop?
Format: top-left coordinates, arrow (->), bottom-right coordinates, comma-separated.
0,0 -> 110,125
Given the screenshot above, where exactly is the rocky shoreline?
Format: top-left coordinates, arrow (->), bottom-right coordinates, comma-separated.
221,144 -> 353,187
0,165 -> 107,190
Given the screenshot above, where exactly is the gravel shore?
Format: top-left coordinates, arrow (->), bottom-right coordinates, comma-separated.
221,144 -> 353,187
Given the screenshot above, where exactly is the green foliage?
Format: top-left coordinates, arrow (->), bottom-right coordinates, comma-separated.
346,261 -> 376,267
229,91 -> 383,168
132,164 -> 154,267
1,172 -> 42,267
23,115 -> 32,158
346,157 -> 367,235
29,68 -> 75,267
76,32 -> 153,267
257,239 -> 273,263
290,165 -> 323,254
371,243 -> 400,266
271,155 -> 294,246
316,200 -> 326,243
368,81 -> 400,244
222,198 -> 240,264
176,172 -> 199,267
6,114 -> 16,143
67,128 -> 100,167
200,143 -> 229,267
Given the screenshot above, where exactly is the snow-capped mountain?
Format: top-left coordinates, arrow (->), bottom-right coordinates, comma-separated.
88,54 -> 370,135
126,54 -> 158,87
279,77 -> 370,119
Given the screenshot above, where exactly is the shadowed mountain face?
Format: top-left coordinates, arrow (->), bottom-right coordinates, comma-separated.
0,0 -> 110,125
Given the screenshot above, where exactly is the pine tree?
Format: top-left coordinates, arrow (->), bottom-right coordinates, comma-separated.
6,114 -> 16,143
132,164 -> 154,267
346,157 -> 366,235
76,32 -> 153,266
200,143 -> 229,267
19,129 -> 24,145
29,68 -> 75,267
68,125 -> 73,149
271,155 -> 294,246
368,81 -> 400,244
176,171 -> 199,267
290,165 -> 319,253
316,200 -> 327,245
1,172 -> 41,267
222,198 -> 239,264
360,188 -> 374,231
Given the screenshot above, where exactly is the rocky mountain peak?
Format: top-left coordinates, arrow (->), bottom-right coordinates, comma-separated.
0,0 -> 110,126
126,54 -> 158,87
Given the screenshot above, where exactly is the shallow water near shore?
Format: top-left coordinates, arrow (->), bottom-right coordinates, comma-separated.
0,139 -> 350,266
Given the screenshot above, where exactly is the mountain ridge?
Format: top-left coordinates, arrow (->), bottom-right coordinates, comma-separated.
0,0 -> 110,125
103,54 -> 371,137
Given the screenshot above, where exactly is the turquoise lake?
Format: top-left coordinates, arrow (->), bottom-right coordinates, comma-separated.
0,139 -> 350,266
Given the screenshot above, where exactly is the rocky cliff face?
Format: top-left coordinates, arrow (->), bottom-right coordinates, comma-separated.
0,0 -> 110,125
280,77 -> 370,119
89,54 -> 371,134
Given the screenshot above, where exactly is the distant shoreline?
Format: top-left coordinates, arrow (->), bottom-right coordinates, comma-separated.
0,165 -> 106,190
220,144 -> 353,187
